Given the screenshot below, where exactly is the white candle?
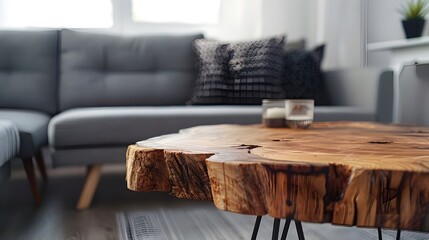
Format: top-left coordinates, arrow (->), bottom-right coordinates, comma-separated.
265,107 -> 285,119
287,115 -> 313,121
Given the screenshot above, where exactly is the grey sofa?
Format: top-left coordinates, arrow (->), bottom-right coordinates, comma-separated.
0,29 -> 394,209
0,120 -> 20,183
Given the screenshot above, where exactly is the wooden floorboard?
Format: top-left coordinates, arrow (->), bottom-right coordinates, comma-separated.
0,166 -> 212,240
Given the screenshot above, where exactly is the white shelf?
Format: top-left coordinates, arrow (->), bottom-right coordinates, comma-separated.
367,36 -> 429,51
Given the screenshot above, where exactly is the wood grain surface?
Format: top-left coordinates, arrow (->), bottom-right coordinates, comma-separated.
126,122 -> 429,232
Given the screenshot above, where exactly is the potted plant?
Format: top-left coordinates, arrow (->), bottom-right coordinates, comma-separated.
399,0 -> 429,38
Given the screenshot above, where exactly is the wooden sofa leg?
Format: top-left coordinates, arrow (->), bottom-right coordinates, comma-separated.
76,165 -> 102,211
22,158 -> 42,205
35,151 -> 48,181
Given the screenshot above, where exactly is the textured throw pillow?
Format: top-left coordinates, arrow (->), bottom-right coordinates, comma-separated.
189,36 -> 286,105
189,39 -> 230,105
282,45 -> 325,101
227,36 -> 286,105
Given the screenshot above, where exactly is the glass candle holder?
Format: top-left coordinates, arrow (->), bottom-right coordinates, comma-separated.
262,99 -> 286,128
285,99 -> 314,128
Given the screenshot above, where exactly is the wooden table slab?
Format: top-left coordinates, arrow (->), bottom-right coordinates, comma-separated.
126,122 -> 429,232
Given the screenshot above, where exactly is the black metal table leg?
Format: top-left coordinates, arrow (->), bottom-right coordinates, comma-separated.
272,218 -> 281,240
295,221 -> 305,240
396,229 -> 401,240
378,227 -> 383,240
251,216 -> 262,240
251,217 -> 306,240
280,218 -> 291,240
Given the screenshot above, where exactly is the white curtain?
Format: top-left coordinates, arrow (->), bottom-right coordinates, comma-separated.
205,0 -> 263,41
260,0 -> 309,41
317,0 -> 364,69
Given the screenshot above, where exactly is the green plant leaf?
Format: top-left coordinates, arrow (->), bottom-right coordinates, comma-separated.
399,0 -> 429,20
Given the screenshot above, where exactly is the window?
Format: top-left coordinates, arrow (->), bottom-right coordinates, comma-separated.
0,0 -> 113,28
132,0 -> 221,24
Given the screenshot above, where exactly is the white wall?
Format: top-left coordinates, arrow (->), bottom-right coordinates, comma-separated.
259,0 -> 323,48
368,0 -> 404,43
367,0 -> 403,68
318,0 -> 363,69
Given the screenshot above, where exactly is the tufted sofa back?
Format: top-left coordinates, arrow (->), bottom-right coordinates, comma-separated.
0,30 -> 59,115
59,29 -> 203,111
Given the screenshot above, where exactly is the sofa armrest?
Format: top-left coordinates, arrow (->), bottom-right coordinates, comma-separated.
321,68 -> 394,123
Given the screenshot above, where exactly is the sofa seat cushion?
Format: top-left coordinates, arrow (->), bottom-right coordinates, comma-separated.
0,110 -> 50,157
0,120 -> 19,166
315,106 -> 374,122
48,106 -> 375,149
48,106 -> 262,148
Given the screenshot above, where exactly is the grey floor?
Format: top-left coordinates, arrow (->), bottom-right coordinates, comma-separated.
0,165 -> 428,240
0,165 -> 181,240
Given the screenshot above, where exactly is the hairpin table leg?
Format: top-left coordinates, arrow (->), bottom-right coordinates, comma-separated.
280,218 -> 291,240
295,221 -> 305,240
272,218 -> 281,240
378,227 -> 383,240
251,216 -> 262,240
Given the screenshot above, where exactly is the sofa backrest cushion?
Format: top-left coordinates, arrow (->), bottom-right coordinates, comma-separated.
0,30 -> 58,115
59,29 -> 203,110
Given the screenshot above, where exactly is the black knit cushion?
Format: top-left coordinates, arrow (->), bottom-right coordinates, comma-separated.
227,36 -> 286,105
190,37 -> 286,105
282,45 -> 325,101
189,39 -> 230,105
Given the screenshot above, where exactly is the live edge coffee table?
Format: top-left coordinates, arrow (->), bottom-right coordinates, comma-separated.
125,122 -> 429,240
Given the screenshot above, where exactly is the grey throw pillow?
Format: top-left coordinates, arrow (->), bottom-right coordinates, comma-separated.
189,36 -> 286,105
189,39 -> 230,105
227,36 -> 286,105
282,45 -> 325,101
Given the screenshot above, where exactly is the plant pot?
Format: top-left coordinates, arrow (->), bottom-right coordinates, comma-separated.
402,19 -> 426,39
